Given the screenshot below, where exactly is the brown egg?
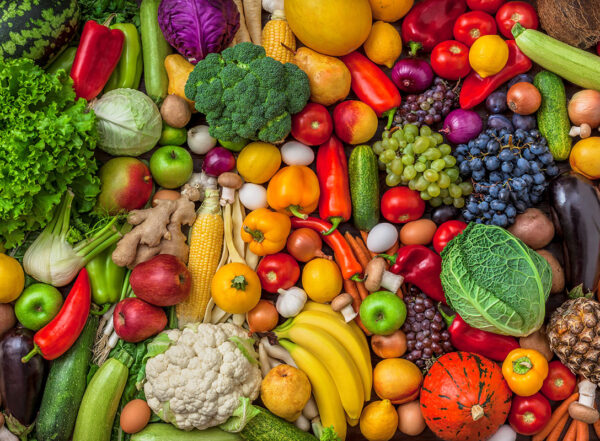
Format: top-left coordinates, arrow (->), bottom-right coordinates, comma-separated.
151,189 -> 181,207
399,219 -> 437,245
120,399 -> 151,434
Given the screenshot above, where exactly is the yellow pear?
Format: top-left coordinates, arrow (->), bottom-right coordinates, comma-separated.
260,364 -> 311,422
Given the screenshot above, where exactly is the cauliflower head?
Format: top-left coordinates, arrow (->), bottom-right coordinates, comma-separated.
144,323 -> 262,430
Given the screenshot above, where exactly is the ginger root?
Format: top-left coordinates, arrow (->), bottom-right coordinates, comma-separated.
112,185 -> 201,268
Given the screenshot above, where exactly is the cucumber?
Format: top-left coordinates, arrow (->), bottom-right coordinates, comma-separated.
36,316 -> 98,441
132,424 -> 242,441
534,71 -> 572,161
239,406 -> 316,441
140,0 -> 172,103
348,145 -> 379,231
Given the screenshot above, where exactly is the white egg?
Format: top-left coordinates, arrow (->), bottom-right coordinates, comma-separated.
281,141 -> 315,166
239,183 -> 268,210
367,223 -> 399,253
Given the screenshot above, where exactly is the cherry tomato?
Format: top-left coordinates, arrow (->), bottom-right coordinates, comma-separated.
381,187 -> 425,224
495,1 -> 539,39
430,41 -> 471,81
433,220 -> 467,253
453,11 -> 498,47
466,0 -> 506,14
508,393 -> 552,436
256,253 -> 300,293
540,361 -> 577,401
291,103 -> 333,146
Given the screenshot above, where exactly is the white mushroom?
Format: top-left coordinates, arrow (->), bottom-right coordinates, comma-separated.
569,379 -> 599,424
363,257 -> 404,293
331,293 -> 358,323
218,172 -> 243,206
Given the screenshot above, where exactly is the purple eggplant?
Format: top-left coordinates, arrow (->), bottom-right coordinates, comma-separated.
550,172 -> 600,294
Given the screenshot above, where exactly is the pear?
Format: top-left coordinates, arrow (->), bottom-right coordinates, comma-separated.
260,364 -> 311,421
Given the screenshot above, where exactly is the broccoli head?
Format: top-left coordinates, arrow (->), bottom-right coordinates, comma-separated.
185,42 -> 310,144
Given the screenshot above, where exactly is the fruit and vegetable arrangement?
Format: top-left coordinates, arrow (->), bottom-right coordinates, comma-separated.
3,0 -> 600,440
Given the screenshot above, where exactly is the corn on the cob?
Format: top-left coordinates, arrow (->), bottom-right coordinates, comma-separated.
262,10 -> 296,64
176,189 -> 223,325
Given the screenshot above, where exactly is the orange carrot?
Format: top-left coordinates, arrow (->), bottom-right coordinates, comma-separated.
576,420 -> 588,441
532,393 -> 579,441
563,419 -> 578,441
343,278 -> 361,311
384,241 -> 399,256
345,232 -> 370,269
354,235 -> 375,261
546,413 -> 569,441
356,281 -> 369,301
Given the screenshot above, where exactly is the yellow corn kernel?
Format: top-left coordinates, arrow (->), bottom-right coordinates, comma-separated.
262,10 -> 296,65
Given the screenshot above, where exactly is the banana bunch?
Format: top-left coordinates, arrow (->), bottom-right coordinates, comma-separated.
276,302 -> 372,441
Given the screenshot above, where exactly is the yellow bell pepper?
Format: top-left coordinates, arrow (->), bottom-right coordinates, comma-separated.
266,166 -> 320,218
211,262 -> 261,314
502,348 -> 549,396
237,142 -> 282,184
469,35 -> 509,78
241,208 -> 291,256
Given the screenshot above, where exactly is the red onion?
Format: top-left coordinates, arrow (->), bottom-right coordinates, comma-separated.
391,58 -> 434,93
441,109 -> 483,144
202,146 -> 235,176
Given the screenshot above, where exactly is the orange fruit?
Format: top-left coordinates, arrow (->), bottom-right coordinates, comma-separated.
360,399 -> 399,441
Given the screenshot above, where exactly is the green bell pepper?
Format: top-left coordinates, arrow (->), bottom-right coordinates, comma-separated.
46,47 -> 77,76
104,23 -> 143,91
86,244 -> 126,305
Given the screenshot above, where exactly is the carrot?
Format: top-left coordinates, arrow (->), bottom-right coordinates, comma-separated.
593,419 -> 600,439
345,232 -> 370,270
532,393 -> 579,441
359,231 -> 377,258
563,419 -> 578,441
546,413 -> 569,441
576,420 -> 588,441
384,241 -> 399,257
355,235 -> 375,261
343,278 -> 361,311
242,0 -> 262,44
356,281 -> 369,301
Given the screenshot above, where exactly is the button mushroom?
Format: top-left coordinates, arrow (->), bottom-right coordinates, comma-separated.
218,172 -> 243,206
569,379 -> 599,424
331,293 -> 358,322
569,123 -> 592,139
363,257 -> 404,293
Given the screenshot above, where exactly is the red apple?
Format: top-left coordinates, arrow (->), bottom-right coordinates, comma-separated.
113,298 -> 167,343
333,100 -> 378,145
96,157 -> 153,214
130,254 -> 191,306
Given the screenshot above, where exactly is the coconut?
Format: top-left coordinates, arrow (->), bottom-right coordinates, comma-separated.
537,0 -> 600,49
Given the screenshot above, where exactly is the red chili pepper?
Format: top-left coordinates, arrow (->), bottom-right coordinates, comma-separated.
340,52 -> 401,123
460,40 -> 532,109
316,136 -> 351,235
381,244 -> 446,304
71,19 -> 124,101
401,0 -> 467,52
291,217 -> 362,280
22,269 -> 91,362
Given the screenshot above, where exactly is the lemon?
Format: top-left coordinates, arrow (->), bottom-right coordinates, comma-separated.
0,254 -> 25,303
360,399 -> 399,441
469,35 -> 509,78
363,21 -> 402,69
301,258 -> 342,303
237,142 -> 282,184
368,0 -> 414,22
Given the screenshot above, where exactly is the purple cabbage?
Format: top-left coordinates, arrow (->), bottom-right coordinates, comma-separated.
158,0 -> 240,64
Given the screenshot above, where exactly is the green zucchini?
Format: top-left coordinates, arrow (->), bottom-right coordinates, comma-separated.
239,406 -> 316,441
132,424 -> 242,441
534,71 -> 572,161
140,0 -> 172,103
36,316 -> 98,441
513,23 -> 600,91
349,145 -> 380,231
72,349 -> 133,441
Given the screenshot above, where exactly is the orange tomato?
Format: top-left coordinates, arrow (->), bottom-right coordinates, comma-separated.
373,358 -> 423,404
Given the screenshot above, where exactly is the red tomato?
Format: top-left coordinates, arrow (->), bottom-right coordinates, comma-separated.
597,41 -> 600,56
430,41 -> 471,81
381,187 -> 425,224
466,0 -> 506,14
453,11 -> 498,47
433,220 -> 467,253
508,393 -> 552,436
291,103 -> 333,146
256,253 -> 300,293
495,1 -> 538,39
540,361 -> 577,401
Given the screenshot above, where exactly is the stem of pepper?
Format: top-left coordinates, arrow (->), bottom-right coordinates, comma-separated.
512,356 -> 533,374
21,344 -> 41,363
437,305 -> 456,328
243,225 -> 264,243
383,109 -> 396,131
378,253 -> 398,265
323,217 -> 343,235
408,41 -> 423,57
288,206 -> 308,219
231,275 -> 248,291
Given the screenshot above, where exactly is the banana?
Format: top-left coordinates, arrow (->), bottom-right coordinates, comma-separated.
276,323 -> 364,420
279,339 -> 347,440
345,414 -> 359,427
293,310 -> 372,401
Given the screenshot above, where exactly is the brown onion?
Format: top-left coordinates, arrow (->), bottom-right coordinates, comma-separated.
568,90 -> 600,129
247,300 -> 279,333
286,228 -> 330,263
507,82 -> 542,115
371,330 -> 407,359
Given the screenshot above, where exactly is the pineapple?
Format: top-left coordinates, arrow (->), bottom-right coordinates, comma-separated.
547,297 -> 600,384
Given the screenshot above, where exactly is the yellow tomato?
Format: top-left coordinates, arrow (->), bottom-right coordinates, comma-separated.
237,142 -> 282,184
570,137 -> 600,179
211,263 -> 261,314
0,254 -> 24,303
469,35 -> 509,78
301,258 -> 342,303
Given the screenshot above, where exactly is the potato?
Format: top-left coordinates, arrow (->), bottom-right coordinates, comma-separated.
0,304 -> 15,337
520,328 -> 553,361
537,249 -> 565,294
160,94 -> 191,129
508,208 -> 555,249
397,400 -> 426,436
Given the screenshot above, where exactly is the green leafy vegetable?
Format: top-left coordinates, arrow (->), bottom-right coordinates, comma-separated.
440,223 -> 552,337
78,0 -> 141,30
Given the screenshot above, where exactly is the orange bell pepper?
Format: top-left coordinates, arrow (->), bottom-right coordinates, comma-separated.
502,348 -> 549,396
266,166 -> 320,218
241,208 -> 291,256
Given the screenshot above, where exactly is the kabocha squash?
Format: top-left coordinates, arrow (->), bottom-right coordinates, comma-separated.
420,352 -> 512,441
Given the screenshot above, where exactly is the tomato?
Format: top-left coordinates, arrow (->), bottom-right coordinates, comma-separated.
432,220 -> 467,253
597,41 -> 600,56
453,11 -> 498,47
540,361 -> 577,401
508,393 -> 552,436
256,253 -> 300,293
381,187 -> 426,224
495,1 -> 538,39
430,41 -> 471,81
466,0 -> 506,14
291,103 -> 333,146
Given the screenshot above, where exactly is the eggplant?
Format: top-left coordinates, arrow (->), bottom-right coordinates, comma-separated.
550,172 -> 600,293
0,328 -> 46,430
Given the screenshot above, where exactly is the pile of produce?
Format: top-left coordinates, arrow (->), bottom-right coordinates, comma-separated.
3,0 -> 600,441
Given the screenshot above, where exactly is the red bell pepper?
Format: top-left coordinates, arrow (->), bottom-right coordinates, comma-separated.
22,269 -> 91,362
381,245 -> 446,304
433,220 -> 467,254
460,40 -> 532,109
71,19 -> 124,101
340,52 -> 401,122
401,0 -> 467,52
316,136 -> 351,235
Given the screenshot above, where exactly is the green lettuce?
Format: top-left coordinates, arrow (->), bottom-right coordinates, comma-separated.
440,223 -> 552,337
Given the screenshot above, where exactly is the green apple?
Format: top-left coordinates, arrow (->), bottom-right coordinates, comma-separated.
359,291 -> 407,336
218,138 -> 248,152
15,283 -> 64,331
149,146 -> 194,189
